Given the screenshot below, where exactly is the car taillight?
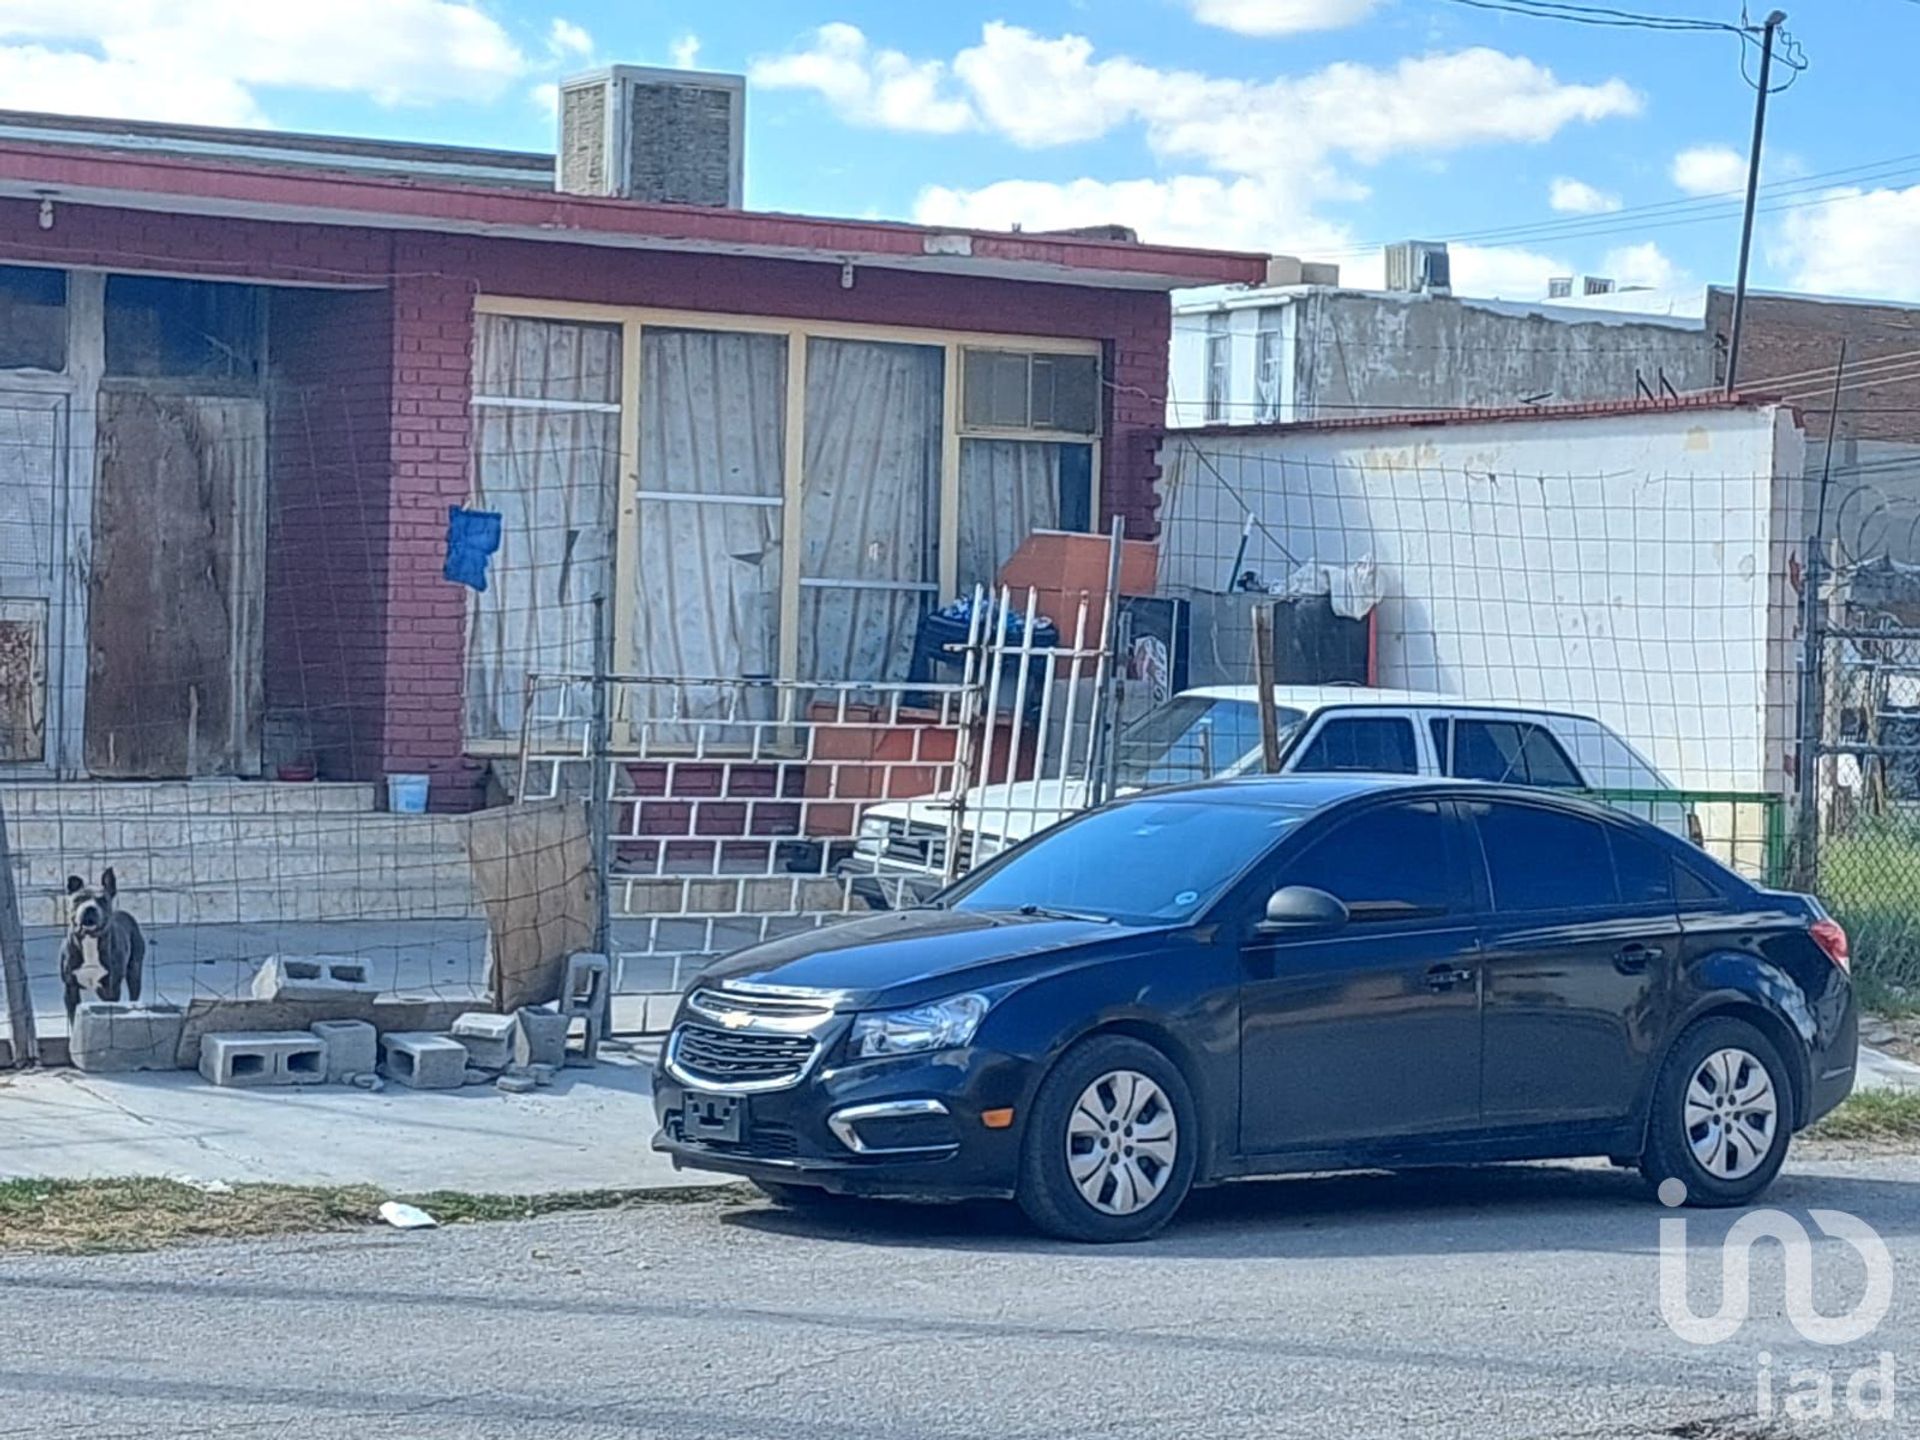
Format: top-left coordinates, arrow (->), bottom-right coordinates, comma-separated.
1686,811 -> 1705,847
1811,917 -> 1850,973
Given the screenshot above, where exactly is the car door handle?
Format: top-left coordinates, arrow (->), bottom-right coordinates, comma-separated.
1425,964 -> 1475,991
1615,943 -> 1663,973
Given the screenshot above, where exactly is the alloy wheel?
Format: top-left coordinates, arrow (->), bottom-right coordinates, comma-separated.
1684,1046 -> 1779,1182
1066,1069 -> 1179,1216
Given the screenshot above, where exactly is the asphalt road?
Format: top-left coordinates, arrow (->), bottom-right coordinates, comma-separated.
3,1155 -> 1917,1439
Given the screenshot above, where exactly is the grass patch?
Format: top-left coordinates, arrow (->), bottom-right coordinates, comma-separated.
1815,821 -> 1920,1013
1808,1089 -> 1920,1143
0,1178 -> 745,1256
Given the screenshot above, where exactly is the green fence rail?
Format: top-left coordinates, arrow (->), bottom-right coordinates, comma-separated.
1581,788 -> 1789,888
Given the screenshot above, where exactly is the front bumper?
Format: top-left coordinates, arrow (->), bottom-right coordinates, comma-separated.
652,1044 -> 1033,1199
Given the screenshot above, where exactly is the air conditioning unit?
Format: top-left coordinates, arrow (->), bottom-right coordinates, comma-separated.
557,66 -> 744,207
1384,241 -> 1451,296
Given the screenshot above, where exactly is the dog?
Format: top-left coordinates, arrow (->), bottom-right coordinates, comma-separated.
61,868 -> 145,1022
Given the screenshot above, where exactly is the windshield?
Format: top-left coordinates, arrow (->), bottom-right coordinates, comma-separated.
946,797 -> 1311,925
1112,697 -> 1306,789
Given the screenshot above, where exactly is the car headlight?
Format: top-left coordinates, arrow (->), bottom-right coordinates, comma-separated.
854,814 -> 893,857
850,993 -> 989,1059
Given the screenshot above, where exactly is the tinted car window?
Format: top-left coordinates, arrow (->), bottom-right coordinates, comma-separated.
1609,827 -> 1675,906
1471,801 -> 1619,911
1113,698 -> 1304,788
1675,861 -> 1725,906
1292,717 -> 1417,775
1281,800 -> 1453,919
950,798 -> 1310,925
1450,719 -> 1583,788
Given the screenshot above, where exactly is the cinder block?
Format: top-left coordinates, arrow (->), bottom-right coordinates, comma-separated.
450,1011 -> 515,1070
251,955 -> 378,1003
198,1031 -> 329,1088
379,1032 -> 469,1090
309,1019 -> 377,1082
511,1006 -> 569,1070
70,1003 -> 187,1073
558,953 -> 611,1065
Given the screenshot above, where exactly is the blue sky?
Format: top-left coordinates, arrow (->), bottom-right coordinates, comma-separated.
5,1 -> 1917,302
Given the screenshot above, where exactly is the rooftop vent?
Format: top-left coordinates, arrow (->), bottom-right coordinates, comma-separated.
1384,240 -> 1451,297
557,66 -> 744,207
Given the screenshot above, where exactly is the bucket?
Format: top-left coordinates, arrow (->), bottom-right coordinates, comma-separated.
386,773 -> 430,813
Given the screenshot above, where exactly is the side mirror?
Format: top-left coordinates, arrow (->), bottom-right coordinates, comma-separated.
1258,885 -> 1350,935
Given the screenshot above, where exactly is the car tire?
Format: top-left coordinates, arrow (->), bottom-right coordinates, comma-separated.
1016,1034 -> 1198,1243
1639,1015 -> 1794,1208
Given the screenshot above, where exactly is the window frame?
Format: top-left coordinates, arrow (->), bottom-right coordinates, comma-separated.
470,298 -> 1104,753
1284,710 -> 1423,777
1257,797 -> 1467,927
1203,313 -> 1231,424
1433,712 -> 1587,790
1464,796 -> 1626,917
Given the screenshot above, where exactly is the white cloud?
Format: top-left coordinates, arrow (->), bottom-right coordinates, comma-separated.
546,18 -> 592,61
915,174 -> 1357,256
1548,176 -> 1620,215
1773,186 -> 1920,301
1186,0 -> 1383,35
0,0 -> 539,123
1600,240 -> 1688,292
757,21 -> 1639,205
671,33 -> 703,70
1446,243 -> 1570,300
880,22 -> 1638,274
750,23 -> 976,134
1670,143 -> 1748,197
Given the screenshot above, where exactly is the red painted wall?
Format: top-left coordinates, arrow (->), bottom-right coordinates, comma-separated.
0,199 -> 1177,806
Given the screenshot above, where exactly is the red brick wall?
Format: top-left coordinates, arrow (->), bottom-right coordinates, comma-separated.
0,198 -> 1177,807
265,287 -> 392,781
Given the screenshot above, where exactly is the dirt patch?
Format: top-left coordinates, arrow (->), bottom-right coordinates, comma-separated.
0,1178 -> 747,1255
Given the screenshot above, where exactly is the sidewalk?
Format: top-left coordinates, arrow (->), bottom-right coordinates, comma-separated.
0,1039 -> 725,1195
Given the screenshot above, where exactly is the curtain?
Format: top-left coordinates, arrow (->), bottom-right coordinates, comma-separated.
632,328 -> 786,724
798,339 -> 943,682
957,438 -> 1063,600
464,316 -> 619,744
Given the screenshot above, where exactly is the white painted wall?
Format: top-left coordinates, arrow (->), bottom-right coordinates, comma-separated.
1168,288 -> 1713,429
1156,404 -> 1810,793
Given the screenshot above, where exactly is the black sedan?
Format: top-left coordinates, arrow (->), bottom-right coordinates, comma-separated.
653,776 -> 1856,1241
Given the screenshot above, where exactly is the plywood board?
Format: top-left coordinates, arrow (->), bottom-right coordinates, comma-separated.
464,797 -> 597,1013
87,390 -> 266,777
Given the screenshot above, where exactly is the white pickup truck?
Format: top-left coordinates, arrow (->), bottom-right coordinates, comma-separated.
844,685 -> 1689,900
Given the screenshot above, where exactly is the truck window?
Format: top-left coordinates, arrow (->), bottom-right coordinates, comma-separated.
1292,716 -> 1418,774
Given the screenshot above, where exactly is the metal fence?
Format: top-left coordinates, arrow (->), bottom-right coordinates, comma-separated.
517,584 -> 1130,1013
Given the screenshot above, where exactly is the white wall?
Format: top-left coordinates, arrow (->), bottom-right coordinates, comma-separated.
1169,288 -> 1713,428
1157,405 -> 1810,792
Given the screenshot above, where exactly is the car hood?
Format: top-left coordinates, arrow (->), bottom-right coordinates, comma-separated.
873,777 -> 1126,844
695,906 -> 1148,1007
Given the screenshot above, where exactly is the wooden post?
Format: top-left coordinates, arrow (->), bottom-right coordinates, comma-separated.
0,795 -> 38,1067
1252,601 -> 1281,774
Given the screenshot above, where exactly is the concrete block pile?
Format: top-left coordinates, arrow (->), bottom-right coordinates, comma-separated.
69,952 -> 612,1098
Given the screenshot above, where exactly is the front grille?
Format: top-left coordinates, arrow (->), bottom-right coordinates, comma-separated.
672,1022 -> 816,1087
882,819 -> 971,871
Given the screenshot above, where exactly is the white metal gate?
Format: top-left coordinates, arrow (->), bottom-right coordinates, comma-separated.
517,585 -> 1118,1002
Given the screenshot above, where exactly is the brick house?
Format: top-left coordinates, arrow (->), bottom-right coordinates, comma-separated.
0,97 -> 1263,809
1709,286 -> 1920,563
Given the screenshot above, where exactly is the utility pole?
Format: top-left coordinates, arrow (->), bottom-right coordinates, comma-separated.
1725,9 -> 1786,395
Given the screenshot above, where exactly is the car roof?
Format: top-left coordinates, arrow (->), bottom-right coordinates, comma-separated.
1178,684 -> 1589,717
1129,772 -> 1652,825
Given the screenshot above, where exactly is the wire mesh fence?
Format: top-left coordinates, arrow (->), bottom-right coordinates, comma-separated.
515,584 -> 1132,1013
